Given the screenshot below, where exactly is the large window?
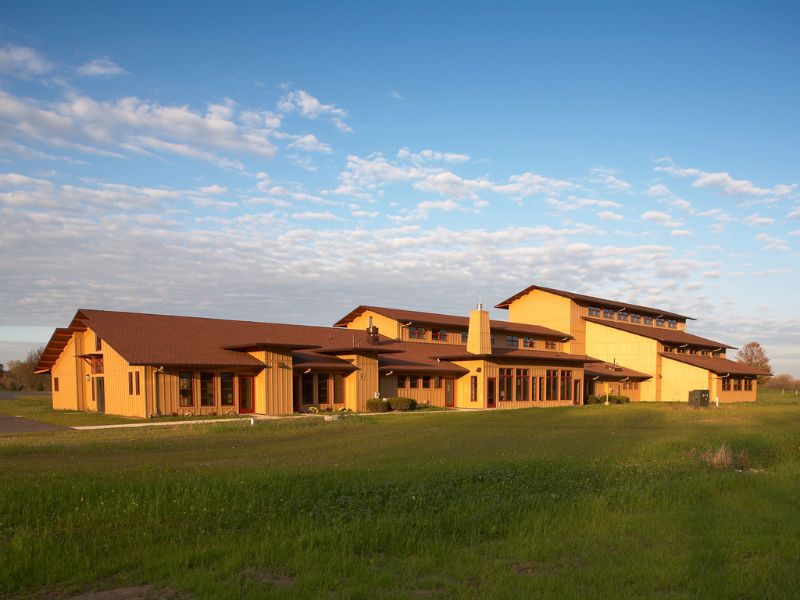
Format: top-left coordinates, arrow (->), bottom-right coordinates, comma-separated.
655,317 -> 666,327
499,368 -> 513,402
318,374 -> 329,404
434,376 -> 442,389
722,378 -> 731,391
200,372 -> 215,406
302,372 -> 313,403
531,376 -> 538,401
397,375 -> 407,388
431,329 -> 447,341
617,311 -> 629,322
221,372 -> 234,406
409,326 -> 426,340
422,375 -> 431,388
470,376 -> 478,402
409,375 -> 419,389
460,331 -> 469,344
744,379 -> 753,391
179,372 -> 194,407
643,316 -> 653,325
733,378 -> 742,391
630,314 -> 641,324
506,335 -> 519,347
560,370 -> 573,401
667,319 -> 678,329
515,369 -> 529,401
588,307 -> 601,317
546,369 -> 559,401
522,337 -> 535,349
603,309 -> 615,319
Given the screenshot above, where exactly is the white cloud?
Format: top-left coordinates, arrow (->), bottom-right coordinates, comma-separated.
589,166 -> 632,192
788,206 -> 800,220
671,229 -> 692,237
547,197 -> 623,212
391,91 -> 404,101
492,172 -> 576,199
755,233 -> 789,252
744,214 -> 775,227
277,89 -> 352,133
291,210 -> 341,221
200,185 -> 227,194
0,45 -> 52,78
656,159 -> 796,198
76,56 -> 126,77
397,147 -> 470,164
287,133 -> 332,153
642,210 -> 681,228
598,210 -> 624,221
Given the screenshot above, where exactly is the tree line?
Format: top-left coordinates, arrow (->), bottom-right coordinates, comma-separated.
0,346 -> 50,391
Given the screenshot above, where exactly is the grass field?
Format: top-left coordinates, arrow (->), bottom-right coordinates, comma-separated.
1,394 -> 800,598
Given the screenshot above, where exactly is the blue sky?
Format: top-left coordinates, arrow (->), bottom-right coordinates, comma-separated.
1,1 -> 798,375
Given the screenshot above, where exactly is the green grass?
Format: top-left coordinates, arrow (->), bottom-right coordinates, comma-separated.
757,386 -> 800,404
2,399 -> 800,598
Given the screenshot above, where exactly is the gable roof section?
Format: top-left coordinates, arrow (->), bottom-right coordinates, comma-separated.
583,316 -> 734,349
659,352 -> 770,376
495,284 -> 694,320
584,361 -> 652,381
333,305 -> 572,339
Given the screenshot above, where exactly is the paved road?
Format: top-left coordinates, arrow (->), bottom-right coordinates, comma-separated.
0,415 -> 66,433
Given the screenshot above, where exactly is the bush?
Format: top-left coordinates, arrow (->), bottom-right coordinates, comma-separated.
366,398 -> 390,412
587,394 -> 629,405
587,395 -> 603,405
387,396 -> 417,411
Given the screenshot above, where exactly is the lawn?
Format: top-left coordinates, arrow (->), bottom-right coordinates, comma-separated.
1,398 -> 800,598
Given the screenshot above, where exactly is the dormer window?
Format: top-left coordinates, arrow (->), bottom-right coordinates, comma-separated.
655,317 -> 665,327
506,335 -> 519,347
431,329 -> 447,341
617,311 -> 629,322
460,331 -> 468,344
666,319 -> 677,329
588,307 -> 601,317
522,337 -> 535,348
545,340 -> 557,350
643,316 -> 653,325
630,314 -> 641,324
408,326 -> 426,340
603,309 -> 615,319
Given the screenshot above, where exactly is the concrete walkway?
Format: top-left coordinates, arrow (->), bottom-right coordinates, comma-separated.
72,415 -> 281,430
0,415 -> 68,433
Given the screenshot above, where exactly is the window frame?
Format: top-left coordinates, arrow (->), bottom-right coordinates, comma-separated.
408,326 -> 426,340
179,371 -> 194,407
54,377 -> 59,392
588,307 -> 601,317
643,316 -> 653,325
505,335 -> 519,347
431,328 -> 448,342
220,372 -> 235,406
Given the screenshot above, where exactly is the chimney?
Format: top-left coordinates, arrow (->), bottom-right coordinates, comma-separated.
366,315 -> 379,344
466,303 -> 492,355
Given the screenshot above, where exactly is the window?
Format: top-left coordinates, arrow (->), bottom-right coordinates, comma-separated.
643,316 -> 653,325
95,335 -> 102,352
515,369 -> 529,401
722,378 -> 731,391
531,376 -> 537,401
220,372 -> 234,406
460,331 -> 469,344
603,309 -> 615,319
128,372 -> 133,395
200,372 -> 215,406
546,370 -> 559,401
744,379 -> 753,391
617,311 -> 629,321
431,329 -> 447,341
318,374 -> 329,404
54,377 -> 59,392
506,335 -> 519,347
179,372 -> 194,407
434,376 -> 442,389
539,377 -> 544,402
522,337 -> 535,349
667,319 -> 677,329
409,326 -> 426,340
470,376 -> 478,402
630,314 -> 641,324
560,370 -> 573,401
588,307 -> 601,317
633,382 -> 639,390
409,375 -> 419,389
90,356 -> 104,374
545,340 -> 557,350
422,375 -> 431,389
655,317 -> 665,327
135,371 -> 140,395
397,375 -> 407,389
302,372 -> 313,403
733,378 -> 742,392
490,334 -> 496,344
499,368 -> 513,402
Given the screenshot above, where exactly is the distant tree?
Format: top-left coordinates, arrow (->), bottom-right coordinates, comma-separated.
736,341 -> 772,382
4,346 -> 50,391
0,363 -> 5,378
763,373 -> 800,391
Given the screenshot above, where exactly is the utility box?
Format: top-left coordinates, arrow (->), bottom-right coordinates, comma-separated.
688,389 -> 710,408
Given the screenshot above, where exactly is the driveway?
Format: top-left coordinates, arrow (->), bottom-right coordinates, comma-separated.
0,415 -> 67,433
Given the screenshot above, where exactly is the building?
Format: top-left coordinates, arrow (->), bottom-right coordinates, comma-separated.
35,285 -> 767,418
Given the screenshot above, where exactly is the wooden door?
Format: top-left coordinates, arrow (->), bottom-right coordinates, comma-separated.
238,376 -> 254,414
444,378 -> 455,407
487,377 -> 497,408
94,377 -> 105,413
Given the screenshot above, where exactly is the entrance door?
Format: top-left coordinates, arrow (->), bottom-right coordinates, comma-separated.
94,377 -> 105,413
487,377 -> 497,408
292,375 -> 301,413
238,376 -> 254,414
444,378 -> 455,407
573,380 -> 581,406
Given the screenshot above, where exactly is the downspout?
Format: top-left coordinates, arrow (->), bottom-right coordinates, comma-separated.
152,366 -> 163,417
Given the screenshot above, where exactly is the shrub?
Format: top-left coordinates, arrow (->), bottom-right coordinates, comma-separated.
587,395 -> 603,405
366,398 -> 390,413
587,394 -> 629,404
387,396 -> 417,411
608,395 -> 630,404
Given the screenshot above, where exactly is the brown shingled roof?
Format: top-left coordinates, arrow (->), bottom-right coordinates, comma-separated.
333,305 -> 572,339
584,361 -> 652,381
435,347 -> 602,365
583,317 -> 734,349
659,352 -> 770,376
495,284 -> 694,320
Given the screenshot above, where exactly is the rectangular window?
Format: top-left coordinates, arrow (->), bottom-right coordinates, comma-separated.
522,337 -> 535,348
588,307 -> 601,317
634,382 -> 639,390
733,378 -> 742,391
302,372 -> 314,403
128,372 -> 133,395
95,335 -> 102,352
545,340 -> 557,350
617,311 -> 629,321
179,372 -> 194,407
560,370 -> 573,401
487,378 -> 496,406
135,371 -> 140,395
499,368 -> 513,402
409,375 -> 419,389
539,377 -> 544,402
506,335 -> 519,347
655,317 -> 665,327
630,314 -> 641,324
54,377 -> 59,392
643,316 -> 653,325
200,372 -> 215,406
515,369 -> 529,401
318,374 -> 329,404
722,378 -> 731,391
470,376 -> 478,402
667,319 -> 678,329
603,309 -> 615,319
397,375 -> 407,389
422,375 -> 431,389
546,369 -> 559,401
408,326 -> 426,340
434,376 -> 442,389
744,379 -> 753,391
431,329 -> 447,341
220,372 -> 234,406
